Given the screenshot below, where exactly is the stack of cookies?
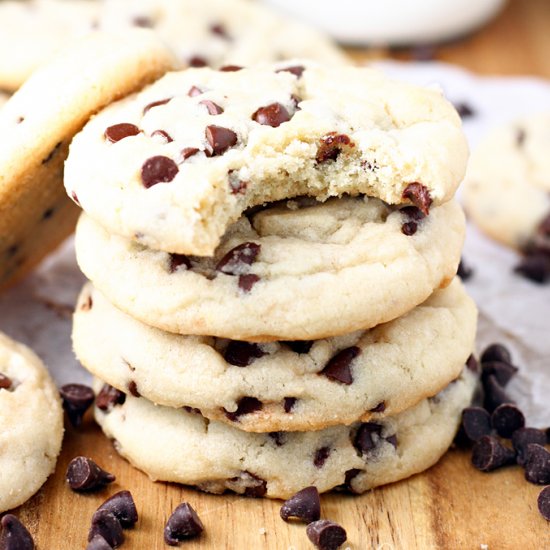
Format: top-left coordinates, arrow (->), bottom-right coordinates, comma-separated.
68,61 -> 478,499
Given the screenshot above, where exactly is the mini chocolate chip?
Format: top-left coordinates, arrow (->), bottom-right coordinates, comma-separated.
471,436 -> 516,472
238,274 -> 260,292
283,341 -> 314,354
454,102 -> 476,119
252,103 -> 291,128
483,375 -> 513,413
369,402 -> 386,413
401,221 -> 417,236
88,511 -> 124,548
42,141 -> 62,164
151,129 -> 173,143
66,456 -> 115,491
354,423 -> 383,455
189,56 -> 208,68
96,385 -> 126,412
143,97 -> 172,114
199,100 -> 224,115
164,502 -> 204,546
188,86 -> 204,97
466,354 -> 480,373
104,123 -> 140,143
219,65 -> 243,72
402,183 -> 433,216
128,381 -> 140,398
515,252 -> 550,283
97,491 -> 138,528
216,242 -> 261,275
132,15 -> 153,28
277,65 -> 305,78
168,253 -> 192,273
461,407 -> 492,442
0,373 -> 13,390
524,444 -> 550,484
400,206 -> 425,221
481,343 -> 512,365
316,133 -> 354,163
224,397 -> 263,421
512,428 -> 547,466
321,346 -> 360,385
280,486 -> 321,523
224,341 -> 265,367
481,361 -> 518,387
205,125 -> 237,155
141,156 -> 179,188
538,486 -> 550,521
268,432 -> 286,447
86,534 -> 112,550
0,515 -> 34,550
180,147 -> 200,162
59,383 -> 94,428
457,258 -> 473,281
210,23 -> 230,39
491,404 -> 525,438
283,397 -> 297,413
306,520 -> 347,550
314,447 -> 331,468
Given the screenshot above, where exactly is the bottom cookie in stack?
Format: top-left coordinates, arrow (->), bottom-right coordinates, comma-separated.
93,368 -> 476,500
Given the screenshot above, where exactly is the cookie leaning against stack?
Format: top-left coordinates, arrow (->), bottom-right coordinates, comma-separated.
67,61 -> 477,498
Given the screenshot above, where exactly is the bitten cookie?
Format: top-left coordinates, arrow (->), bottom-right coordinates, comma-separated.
75,196 -> 465,341
0,30 -> 175,291
74,279 -> 477,432
0,0 -> 346,91
65,61 -> 468,255
0,331 -> 63,513
463,113 -> 550,250
94,368 -> 477,499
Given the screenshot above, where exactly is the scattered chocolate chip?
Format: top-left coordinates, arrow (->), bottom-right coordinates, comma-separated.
189,56 -> 208,68
141,156 -> 179,188
0,515 -> 34,550
316,133 -> 354,163
280,486 -> 321,523
306,520 -> 347,550
41,141 -> 62,164
268,432 -> 286,447
219,65 -> 243,72
188,86 -> 204,97
313,447 -> 331,468
461,407 -> 492,442
466,354 -> 480,373
252,103 -> 291,128
283,397 -> 297,413
471,435 -> 516,472
457,258 -> 473,281
277,65 -> 305,78
224,341 -> 265,367
512,428 -> 547,466
224,397 -> 263,421
164,503 -> 204,545
66,456 -> 115,492
402,183 -> 432,216
216,242 -> 261,275
454,102 -> 476,119
524,444 -> 550,484
238,274 -> 260,292
283,341 -> 314,354
205,125 -> 237,155
59,383 -> 94,428
143,98 -> 172,114
369,402 -> 386,413
168,253 -> 192,273
151,129 -> 173,143
401,221 -> 417,236
481,343 -> 512,365
516,128 -> 526,147
210,23 -> 230,39
491,404 -> 525,438
97,491 -> 138,528
88,511 -> 124,548
481,361 -> 518,387
515,253 -> 550,283
86,534 -> 112,550
132,15 -> 153,28
0,373 -> 13,390
128,381 -> 140,398
179,147 -> 200,162
96,385 -> 126,412
321,346 -> 360,385
104,123 -> 140,143
199,100 -> 224,115
354,423 -> 383,455
538,486 -> 550,521
483,375 -> 513,413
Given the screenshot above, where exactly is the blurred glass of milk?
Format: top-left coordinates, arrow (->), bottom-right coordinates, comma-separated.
262,0 -> 506,45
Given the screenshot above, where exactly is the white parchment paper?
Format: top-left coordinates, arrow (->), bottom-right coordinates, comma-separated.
0,61 -> 548,425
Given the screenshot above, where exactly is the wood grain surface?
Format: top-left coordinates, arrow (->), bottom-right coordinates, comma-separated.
12,0 -> 550,548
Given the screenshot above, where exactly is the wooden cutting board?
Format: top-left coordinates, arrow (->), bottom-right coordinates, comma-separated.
16,418 -> 548,549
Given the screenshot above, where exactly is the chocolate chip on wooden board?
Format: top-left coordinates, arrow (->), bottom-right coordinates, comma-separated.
0,515 -> 35,550
86,534 -> 113,550
97,491 -> 138,528
491,404 -> 525,438
471,436 -> 516,472
512,428 -> 547,466
538,486 -> 550,521
306,520 -> 347,550
59,383 -> 94,428
523,444 -> 550,485
88,511 -> 124,548
164,503 -> 204,545
66,457 -> 115,492
461,407 -> 492,442
280,486 -> 321,523
483,375 -> 513,413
